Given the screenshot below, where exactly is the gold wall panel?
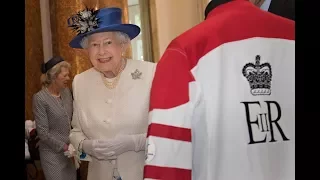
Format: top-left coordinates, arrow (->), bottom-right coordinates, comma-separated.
50,0 -> 131,89
25,0 -> 44,120
49,0 -> 92,89
149,0 -> 160,62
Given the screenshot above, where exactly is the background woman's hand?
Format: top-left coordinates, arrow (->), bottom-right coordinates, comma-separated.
63,144 -> 69,152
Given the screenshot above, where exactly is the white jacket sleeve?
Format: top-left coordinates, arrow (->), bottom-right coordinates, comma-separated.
69,75 -> 92,162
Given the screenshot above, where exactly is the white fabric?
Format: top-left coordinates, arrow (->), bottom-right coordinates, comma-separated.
25,139 -> 30,160
25,120 -> 36,129
146,136 -> 192,170
148,104 -> 192,128
25,120 -> 36,138
132,133 -> 147,152
25,120 -> 35,160
190,38 -> 295,180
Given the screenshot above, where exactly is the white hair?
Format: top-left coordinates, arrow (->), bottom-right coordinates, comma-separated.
40,61 -> 71,88
80,31 -> 130,49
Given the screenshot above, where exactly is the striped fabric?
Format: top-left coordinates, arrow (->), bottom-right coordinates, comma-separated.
144,49 -> 194,180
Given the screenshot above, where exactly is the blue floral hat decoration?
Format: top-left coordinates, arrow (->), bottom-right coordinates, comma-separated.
68,7 -> 141,49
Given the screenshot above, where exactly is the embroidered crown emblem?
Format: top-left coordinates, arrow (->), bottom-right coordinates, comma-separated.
242,55 -> 272,96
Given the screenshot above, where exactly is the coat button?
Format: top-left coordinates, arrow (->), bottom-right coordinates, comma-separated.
106,99 -> 113,104
103,118 -> 111,123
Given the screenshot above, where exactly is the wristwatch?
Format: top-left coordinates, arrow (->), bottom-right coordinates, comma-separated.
78,139 -> 87,159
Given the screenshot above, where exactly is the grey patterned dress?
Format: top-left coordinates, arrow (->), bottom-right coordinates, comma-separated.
32,87 -> 76,180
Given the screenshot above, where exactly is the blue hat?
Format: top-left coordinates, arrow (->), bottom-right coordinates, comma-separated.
68,7 -> 140,49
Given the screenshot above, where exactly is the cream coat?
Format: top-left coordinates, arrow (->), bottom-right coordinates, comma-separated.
70,59 -> 156,180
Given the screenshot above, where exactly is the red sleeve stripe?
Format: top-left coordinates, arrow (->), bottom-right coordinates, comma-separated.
144,165 -> 191,180
147,123 -> 191,142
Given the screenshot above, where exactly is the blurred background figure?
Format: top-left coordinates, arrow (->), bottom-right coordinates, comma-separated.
25,120 -> 36,160
25,120 -> 36,139
25,140 -> 30,160
25,120 -> 40,162
25,120 -> 38,180
32,56 -> 76,180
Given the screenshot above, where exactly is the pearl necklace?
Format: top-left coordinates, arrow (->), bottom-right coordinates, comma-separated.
101,59 -> 126,89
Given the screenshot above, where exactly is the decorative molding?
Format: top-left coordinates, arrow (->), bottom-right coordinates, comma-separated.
40,0 -> 53,62
197,0 -> 209,22
139,0 -> 154,62
148,0 -> 160,62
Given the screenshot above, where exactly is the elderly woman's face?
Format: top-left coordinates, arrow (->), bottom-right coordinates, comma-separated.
87,32 -> 124,73
55,67 -> 70,88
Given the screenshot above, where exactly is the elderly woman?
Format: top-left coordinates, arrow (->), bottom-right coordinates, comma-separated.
67,7 -> 156,180
32,56 -> 76,180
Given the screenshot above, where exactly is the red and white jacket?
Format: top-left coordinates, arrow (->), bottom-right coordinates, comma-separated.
144,0 -> 295,180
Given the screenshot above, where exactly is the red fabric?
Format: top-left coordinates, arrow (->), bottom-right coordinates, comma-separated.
147,123 -> 191,142
149,49 -> 193,111
144,165 -> 191,180
29,129 -> 36,137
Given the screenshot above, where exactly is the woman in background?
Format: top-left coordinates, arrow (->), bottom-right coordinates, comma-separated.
32,56 -> 76,180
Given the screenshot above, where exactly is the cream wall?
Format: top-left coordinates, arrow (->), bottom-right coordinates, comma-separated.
40,0 -> 53,62
153,0 -> 200,59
